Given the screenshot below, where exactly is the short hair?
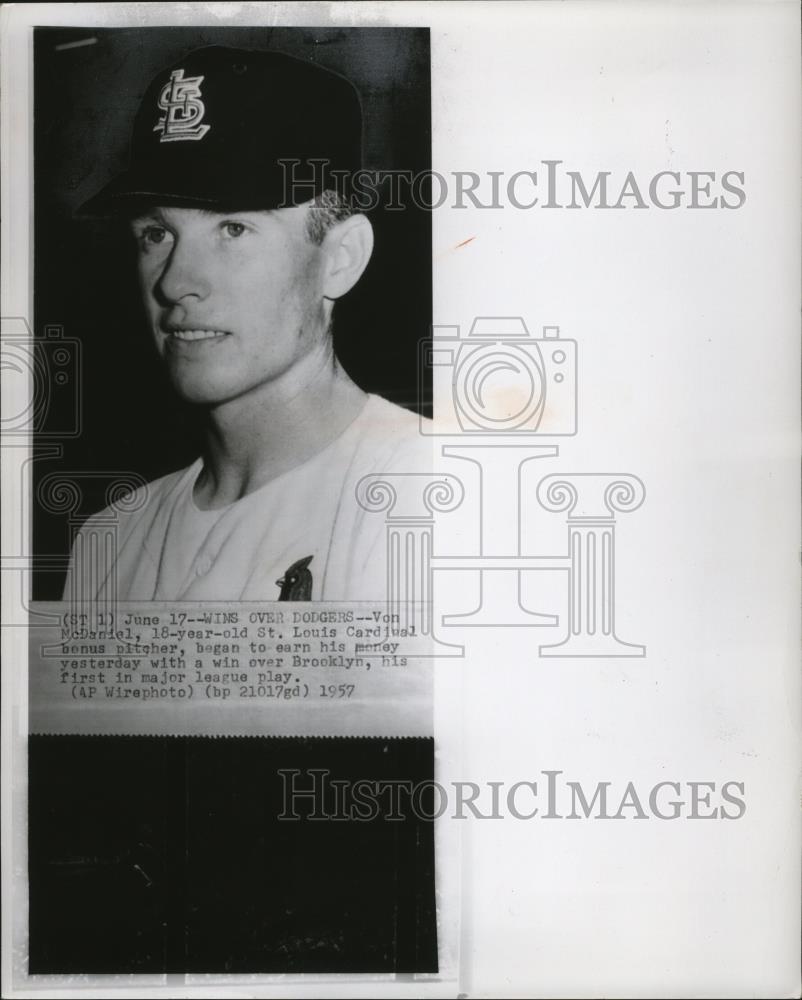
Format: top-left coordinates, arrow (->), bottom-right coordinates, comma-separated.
304,189 -> 355,245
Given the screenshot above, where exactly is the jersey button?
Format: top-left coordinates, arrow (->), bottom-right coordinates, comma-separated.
195,555 -> 213,576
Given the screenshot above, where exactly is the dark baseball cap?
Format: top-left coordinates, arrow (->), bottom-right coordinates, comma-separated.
80,46 -> 362,216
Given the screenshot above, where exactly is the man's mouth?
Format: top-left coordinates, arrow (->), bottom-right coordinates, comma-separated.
163,327 -> 230,342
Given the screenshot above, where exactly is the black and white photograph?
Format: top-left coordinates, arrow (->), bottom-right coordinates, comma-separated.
33,24 -> 433,605
23,19 -> 441,981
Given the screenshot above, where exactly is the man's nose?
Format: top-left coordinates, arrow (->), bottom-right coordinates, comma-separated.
154,238 -> 211,305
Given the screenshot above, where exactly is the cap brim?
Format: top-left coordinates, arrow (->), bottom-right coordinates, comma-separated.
77,167 -> 290,218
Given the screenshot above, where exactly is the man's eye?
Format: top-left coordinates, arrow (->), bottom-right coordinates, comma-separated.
222,222 -> 247,238
138,226 -> 171,247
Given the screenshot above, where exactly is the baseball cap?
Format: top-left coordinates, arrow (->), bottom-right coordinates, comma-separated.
80,46 -> 363,216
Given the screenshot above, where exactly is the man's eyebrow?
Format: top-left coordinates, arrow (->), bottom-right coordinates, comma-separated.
129,210 -> 164,225
197,207 -> 271,217
128,207 -> 272,226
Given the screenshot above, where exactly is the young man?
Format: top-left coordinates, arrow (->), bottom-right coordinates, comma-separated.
64,46 -> 429,603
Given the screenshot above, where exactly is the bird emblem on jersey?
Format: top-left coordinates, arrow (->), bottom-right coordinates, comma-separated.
276,555 -> 314,601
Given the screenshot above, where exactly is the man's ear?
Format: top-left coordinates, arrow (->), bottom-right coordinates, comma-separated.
321,214 -> 374,301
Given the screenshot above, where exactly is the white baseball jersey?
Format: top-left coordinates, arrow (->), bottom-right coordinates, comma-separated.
63,395 -> 431,602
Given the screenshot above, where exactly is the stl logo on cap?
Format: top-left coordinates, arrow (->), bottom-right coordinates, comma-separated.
153,68 -> 211,143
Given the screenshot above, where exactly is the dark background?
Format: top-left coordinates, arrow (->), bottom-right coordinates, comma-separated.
29,734 -> 438,973
33,26 -> 432,597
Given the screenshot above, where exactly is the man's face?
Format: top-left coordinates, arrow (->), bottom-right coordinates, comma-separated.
130,205 -> 328,407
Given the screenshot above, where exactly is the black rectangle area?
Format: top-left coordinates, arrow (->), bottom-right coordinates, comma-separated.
29,735 -> 437,974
